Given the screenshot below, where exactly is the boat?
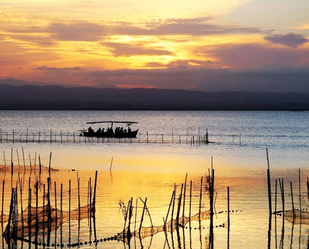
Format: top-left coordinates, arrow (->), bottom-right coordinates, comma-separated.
81,121 -> 138,138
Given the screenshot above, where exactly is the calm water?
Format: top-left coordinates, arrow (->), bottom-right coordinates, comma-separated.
1,110 -> 309,248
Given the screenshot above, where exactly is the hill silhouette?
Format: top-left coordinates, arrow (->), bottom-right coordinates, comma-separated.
1,84 -> 309,110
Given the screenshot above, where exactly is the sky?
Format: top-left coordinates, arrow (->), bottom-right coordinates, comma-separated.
0,0 -> 309,92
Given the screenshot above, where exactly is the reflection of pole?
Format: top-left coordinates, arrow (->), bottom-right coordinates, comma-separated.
60,184 -> 63,247
227,187 -> 230,249
28,178 -> 31,247
54,181 -> 57,247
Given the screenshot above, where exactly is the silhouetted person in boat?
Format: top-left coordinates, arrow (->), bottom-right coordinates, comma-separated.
96,128 -> 101,134
128,127 -> 131,133
88,127 -> 94,134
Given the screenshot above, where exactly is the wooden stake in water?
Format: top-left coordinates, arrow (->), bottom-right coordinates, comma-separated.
60,183 -> 63,247
19,178 -> 24,238
93,171 -> 98,211
290,182 -> 295,222
139,198 -> 147,238
69,179 -> 71,246
1,180 -> 4,233
54,181 -> 57,247
165,190 -> 175,231
28,177 -> 31,245
176,184 -> 183,227
11,148 -> 13,176
182,174 -> 188,225
227,187 -> 230,248
266,148 -> 272,216
48,152 -> 52,177
275,179 -> 277,215
199,176 -> 203,229
299,168 -> 302,223
22,148 -> 25,172
189,180 -> 192,229
171,184 -> 176,231
35,176 -> 39,245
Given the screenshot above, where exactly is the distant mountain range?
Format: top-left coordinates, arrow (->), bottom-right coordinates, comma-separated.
1,84 -> 309,110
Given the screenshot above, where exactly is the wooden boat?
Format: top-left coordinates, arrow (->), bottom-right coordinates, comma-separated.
81,121 -> 138,138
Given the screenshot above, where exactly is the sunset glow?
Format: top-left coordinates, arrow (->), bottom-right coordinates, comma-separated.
1,0 -> 309,91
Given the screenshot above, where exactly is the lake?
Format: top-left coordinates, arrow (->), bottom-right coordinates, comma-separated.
1,110 -> 309,248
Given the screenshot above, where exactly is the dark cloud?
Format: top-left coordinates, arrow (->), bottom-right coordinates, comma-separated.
47,22 -> 107,41
204,43 -> 309,69
2,17 -> 266,44
8,34 -> 56,46
87,67 -> 309,93
264,33 -> 309,48
35,66 -> 82,71
114,22 -> 262,36
103,42 -> 173,57
43,18 -> 264,42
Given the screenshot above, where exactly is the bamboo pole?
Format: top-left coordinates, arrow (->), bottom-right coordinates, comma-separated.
299,168 -> 302,223
7,188 -> 14,240
69,179 -> 71,246
127,197 -> 134,237
176,184 -> 183,227
11,148 -> 13,176
43,184 -> 45,245
49,152 -> 52,177
199,176 -> 203,229
19,178 -> 24,238
93,170 -> 98,209
54,181 -> 57,247
60,183 -> 63,247
266,148 -> 272,216
189,180 -> 192,229
275,179 -> 277,215
28,177 -> 31,245
16,149 -> 20,176
182,174 -> 188,225
290,182 -> 295,222
22,148 -> 25,172
1,180 -> 4,233
171,184 -> 176,231
39,155 -> 42,175
35,176 -> 38,245
227,186 -> 230,228
139,198 -> 147,238
78,176 -> 81,220
134,198 -> 138,242
165,190 -> 175,230
29,154 -> 32,173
